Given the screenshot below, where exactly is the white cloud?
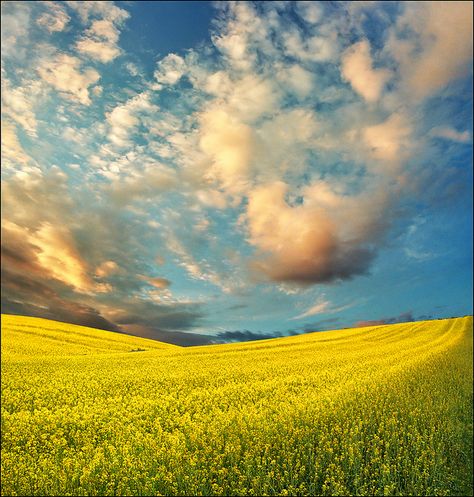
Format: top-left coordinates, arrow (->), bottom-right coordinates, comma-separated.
292,296 -> 359,320
341,40 -> 391,103
154,54 -> 186,85
282,28 -> 337,63
37,53 -> 100,105
362,112 -> 412,166
199,107 -> 256,195
106,91 -> 159,148
430,127 -> 471,143
387,1 -> 473,98
1,120 -> 32,167
1,1 -> 31,60
37,1 -> 70,33
125,62 -> 140,77
66,1 -> 129,24
1,76 -> 43,136
295,1 -> 323,25
71,2 -> 129,63
277,64 -> 314,99
87,19 -> 120,42
107,165 -> 178,204
76,38 -> 120,63
293,297 -> 330,319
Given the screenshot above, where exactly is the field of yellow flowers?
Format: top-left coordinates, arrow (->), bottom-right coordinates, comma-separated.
1,314 -> 472,496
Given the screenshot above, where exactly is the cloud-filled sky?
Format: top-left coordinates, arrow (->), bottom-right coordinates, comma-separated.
1,1 -> 472,346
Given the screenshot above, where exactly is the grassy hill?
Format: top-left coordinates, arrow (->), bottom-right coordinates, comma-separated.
1,314 -> 472,496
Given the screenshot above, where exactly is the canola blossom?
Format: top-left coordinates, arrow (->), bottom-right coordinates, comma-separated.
1,314 -> 473,496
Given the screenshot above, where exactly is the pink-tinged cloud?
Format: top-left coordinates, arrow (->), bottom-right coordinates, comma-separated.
388,1 -> 473,99
341,39 -> 391,103
245,181 -> 390,284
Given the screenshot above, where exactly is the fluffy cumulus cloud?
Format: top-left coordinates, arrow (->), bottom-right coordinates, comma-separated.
341,40 -> 391,103
75,10 -> 129,64
245,181 -> 389,284
386,1 -> 473,98
37,53 -> 100,105
1,1 -> 472,343
37,1 -> 70,33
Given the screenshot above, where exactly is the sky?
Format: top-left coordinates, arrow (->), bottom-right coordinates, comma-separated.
1,1 -> 473,346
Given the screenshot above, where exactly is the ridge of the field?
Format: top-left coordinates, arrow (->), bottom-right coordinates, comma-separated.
2,314 -> 473,496
1,314 -> 178,357
2,313 -> 471,356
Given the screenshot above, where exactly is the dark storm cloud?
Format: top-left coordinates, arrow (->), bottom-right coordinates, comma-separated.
1,170 -> 208,345
300,317 -> 341,333
110,299 -> 205,331
355,311 -> 416,328
119,323 -> 215,347
260,246 -> 378,286
216,330 -> 284,343
0,269 -> 122,333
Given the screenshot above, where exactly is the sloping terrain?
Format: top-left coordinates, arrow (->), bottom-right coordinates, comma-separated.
1,314 -> 472,496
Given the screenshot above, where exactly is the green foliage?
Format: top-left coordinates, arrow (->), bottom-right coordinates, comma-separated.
1,315 -> 472,496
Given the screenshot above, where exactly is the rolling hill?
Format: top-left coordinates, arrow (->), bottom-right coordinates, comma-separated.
1,314 -> 472,496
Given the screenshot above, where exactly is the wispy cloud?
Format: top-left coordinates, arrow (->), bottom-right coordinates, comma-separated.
292,296 -> 359,320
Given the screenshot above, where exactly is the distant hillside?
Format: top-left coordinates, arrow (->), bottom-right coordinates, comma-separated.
2,315 -> 472,496
1,314 -> 177,357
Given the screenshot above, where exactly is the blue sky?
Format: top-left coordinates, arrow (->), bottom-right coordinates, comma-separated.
1,1 -> 472,345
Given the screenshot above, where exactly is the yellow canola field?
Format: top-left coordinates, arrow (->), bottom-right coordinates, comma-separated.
1,314 -> 473,496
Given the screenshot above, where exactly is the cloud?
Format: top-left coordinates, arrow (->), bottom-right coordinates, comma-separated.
245,180 -> 389,284
66,1 -> 129,24
37,53 -> 100,105
293,298 -> 330,319
216,329 -> 282,343
282,27 -> 337,63
292,297 -> 358,320
1,120 -> 31,167
95,260 -> 121,278
1,0 -> 472,344
105,298 -> 205,334
75,38 -> 120,63
166,234 -> 235,293
295,1 -> 323,25
139,276 -> 171,290
119,324 -> 214,346
107,165 -> 178,204
37,2 -> 70,33
75,15 -> 127,63
276,64 -> 314,99
199,107 -> 256,196
1,76 -> 43,136
430,127 -> 471,143
105,91 -> 159,148
2,296 -> 122,334
355,311 -> 415,328
362,112 -> 412,167
2,220 -> 107,295
1,1 -> 32,60
387,1 -> 473,99
341,39 -> 391,103
86,18 -> 121,42
154,53 -> 186,85
299,317 -> 341,333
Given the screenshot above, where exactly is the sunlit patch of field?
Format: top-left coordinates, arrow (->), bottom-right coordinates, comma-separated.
1,314 -> 472,496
